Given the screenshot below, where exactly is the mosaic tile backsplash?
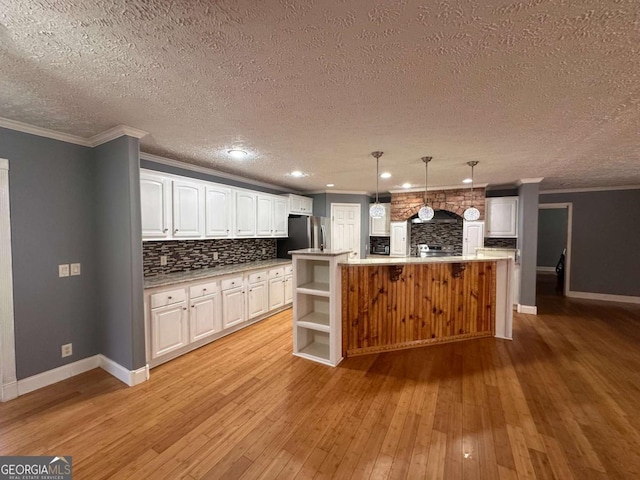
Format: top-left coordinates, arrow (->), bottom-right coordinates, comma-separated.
484,237 -> 518,248
143,238 -> 277,277
410,221 -> 464,255
369,236 -> 391,253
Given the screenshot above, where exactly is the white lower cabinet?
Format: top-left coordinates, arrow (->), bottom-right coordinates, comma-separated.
284,275 -> 293,304
190,293 -> 221,342
269,277 -> 285,310
150,301 -> 189,359
222,286 -> 246,328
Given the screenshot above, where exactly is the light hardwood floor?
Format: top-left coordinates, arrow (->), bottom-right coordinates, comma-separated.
2,282 -> 640,479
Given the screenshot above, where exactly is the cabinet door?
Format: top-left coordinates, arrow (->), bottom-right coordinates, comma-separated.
256,195 -> 274,236
235,191 -> 257,237
248,281 -> 268,319
141,174 -> 171,239
205,185 -> 232,237
269,277 -> 285,310
284,275 -> 293,304
289,194 -> 302,214
389,221 -> 408,256
369,203 -> 390,236
151,302 -> 188,358
300,196 -> 313,215
222,287 -> 245,328
486,197 -> 518,237
190,293 -> 221,342
463,221 -> 485,255
173,180 -> 204,237
273,197 -> 288,236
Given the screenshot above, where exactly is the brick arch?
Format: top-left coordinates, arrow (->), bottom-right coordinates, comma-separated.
390,188 -> 485,222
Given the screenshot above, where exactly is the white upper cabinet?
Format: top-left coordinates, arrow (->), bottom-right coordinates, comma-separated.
485,197 -> 518,237
235,190 -> 257,237
369,203 -> 391,236
172,180 -> 205,237
140,173 -> 172,239
286,194 -> 313,215
273,197 -> 288,236
256,194 -> 274,236
205,185 -> 232,237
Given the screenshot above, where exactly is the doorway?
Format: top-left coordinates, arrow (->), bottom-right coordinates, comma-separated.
331,203 -> 361,259
537,203 -> 572,296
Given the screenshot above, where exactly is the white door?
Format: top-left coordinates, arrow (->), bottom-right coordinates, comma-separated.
205,185 -> 232,237
284,275 -> 293,304
173,180 -> 204,237
256,195 -> 274,236
331,203 -> 361,259
235,191 -> 256,237
463,221 -> 485,255
273,197 -> 288,236
151,302 -> 188,358
248,281 -> 268,319
390,221 -> 409,256
222,287 -> 245,328
190,293 -> 221,342
140,174 -> 171,238
269,277 -> 285,310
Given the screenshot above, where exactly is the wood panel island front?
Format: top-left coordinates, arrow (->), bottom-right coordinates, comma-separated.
290,251 -> 514,366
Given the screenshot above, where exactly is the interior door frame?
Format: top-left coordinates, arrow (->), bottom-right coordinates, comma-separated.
538,202 -> 572,296
330,203 -> 362,259
0,158 -> 17,402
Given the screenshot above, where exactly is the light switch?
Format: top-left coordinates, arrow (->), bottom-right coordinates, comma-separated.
70,263 -> 81,276
58,264 -> 70,277
160,256 -> 168,266
212,252 -> 219,260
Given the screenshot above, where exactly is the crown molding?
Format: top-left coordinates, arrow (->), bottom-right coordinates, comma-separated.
305,189 -> 371,195
516,177 -> 544,185
88,125 -> 148,147
388,183 -> 489,194
140,152 -> 297,194
540,185 -> 640,194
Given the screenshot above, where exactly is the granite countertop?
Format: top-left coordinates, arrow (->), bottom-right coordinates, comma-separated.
144,259 -> 292,289
342,254 -> 514,266
289,248 -> 352,256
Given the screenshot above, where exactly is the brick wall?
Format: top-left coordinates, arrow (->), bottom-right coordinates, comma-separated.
391,188 -> 486,221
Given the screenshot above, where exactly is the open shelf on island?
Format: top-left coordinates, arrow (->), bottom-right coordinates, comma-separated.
295,328 -> 330,363
298,312 -> 330,332
297,281 -> 330,296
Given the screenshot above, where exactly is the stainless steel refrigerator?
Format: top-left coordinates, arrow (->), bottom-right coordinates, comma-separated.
277,215 -> 330,259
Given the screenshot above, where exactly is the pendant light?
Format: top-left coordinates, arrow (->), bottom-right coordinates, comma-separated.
463,161 -> 480,221
418,156 -> 434,221
370,151 -> 385,219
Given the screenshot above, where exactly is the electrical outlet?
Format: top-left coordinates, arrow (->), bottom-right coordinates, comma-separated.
262,248 -> 266,255
58,264 -> 70,277
70,263 -> 81,276
61,343 -> 72,358
212,252 -> 219,260
160,255 -> 167,266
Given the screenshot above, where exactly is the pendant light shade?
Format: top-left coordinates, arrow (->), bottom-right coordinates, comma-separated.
370,151 -> 385,219
418,156 -> 434,221
463,161 -> 480,221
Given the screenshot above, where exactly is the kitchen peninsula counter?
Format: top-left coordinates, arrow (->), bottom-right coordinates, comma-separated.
340,255 -> 514,357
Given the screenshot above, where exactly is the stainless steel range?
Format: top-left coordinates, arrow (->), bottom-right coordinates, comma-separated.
415,244 -> 456,258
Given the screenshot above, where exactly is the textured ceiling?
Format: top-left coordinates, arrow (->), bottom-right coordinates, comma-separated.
1,0 -> 639,192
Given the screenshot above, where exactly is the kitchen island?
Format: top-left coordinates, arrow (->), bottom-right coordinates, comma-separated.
341,255 -> 514,357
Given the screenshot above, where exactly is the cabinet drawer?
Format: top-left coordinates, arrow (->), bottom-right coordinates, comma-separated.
284,265 -> 293,275
189,281 -> 219,299
151,288 -> 186,309
269,267 -> 285,279
221,276 -> 244,290
248,271 -> 268,284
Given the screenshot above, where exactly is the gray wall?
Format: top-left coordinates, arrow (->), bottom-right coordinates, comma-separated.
537,208 -> 568,268
94,137 -> 146,371
540,189 -> 640,296
1,127 -> 99,379
313,193 -> 371,257
517,183 -> 540,307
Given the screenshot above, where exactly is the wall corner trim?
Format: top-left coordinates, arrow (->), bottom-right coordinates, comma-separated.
89,125 -> 148,147
1,381 -> 18,402
17,356 -> 101,396
517,304 -> 538,315
566,291 -> 640,305
98,355 -> 149,387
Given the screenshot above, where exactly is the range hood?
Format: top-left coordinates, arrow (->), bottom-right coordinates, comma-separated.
410,209 -> 460,224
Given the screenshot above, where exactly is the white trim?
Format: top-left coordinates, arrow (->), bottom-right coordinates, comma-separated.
517,304 -> 538,315
540,185 -> 640,194
516,178 -> 544,185
88,125 -> 148,146
388,183 -> 489,194
0,158 -> 18,402
17,356 -> 100,396
305,189 -> 370,195
536,266 -> 556,273
140,152 -> 296,194
98,355 -> 149,387
566,291 -> 640,304
537,202 -> 572,296
0,117 -> 92,146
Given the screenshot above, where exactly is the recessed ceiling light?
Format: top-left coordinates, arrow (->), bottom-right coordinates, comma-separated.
326,183 -> 335,187
402,183 -> 411,189
380,172 -> 392,179
462,178 -> 472,184
290,170 -> 306,177
227,149 -> 248,159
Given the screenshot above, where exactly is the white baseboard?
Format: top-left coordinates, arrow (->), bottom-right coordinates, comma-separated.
99,355 -> 149,387
14,355 -> 149,397
536,266 -> 556,273
17,356 -> 100,396
1,381 -> 18,402
517,304 -> 538,315
567,291 -> 640,304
